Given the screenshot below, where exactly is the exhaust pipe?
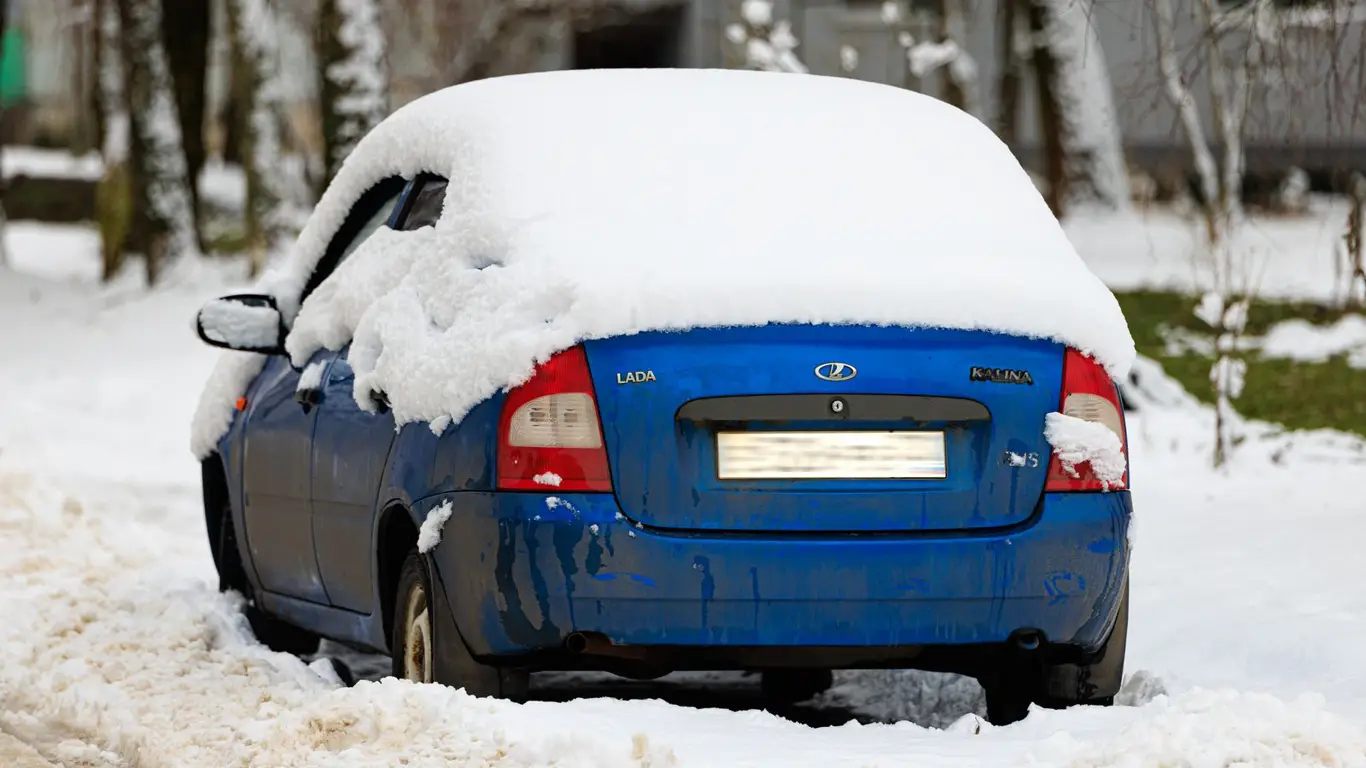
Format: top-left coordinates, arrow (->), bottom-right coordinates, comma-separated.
566,631 -> 609,655
1012,629 -> 1043,652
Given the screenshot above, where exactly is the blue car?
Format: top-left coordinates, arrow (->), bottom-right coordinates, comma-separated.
194,73 -> 1130,727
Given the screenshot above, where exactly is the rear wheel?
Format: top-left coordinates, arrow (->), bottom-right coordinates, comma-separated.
760,669 -> 834,706
390,549 -> 529,699
980,583 -> 1128,726
213,499 -> 321,656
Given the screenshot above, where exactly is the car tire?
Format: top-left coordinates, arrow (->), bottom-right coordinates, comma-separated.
215,507 -> 321,657
1041,581 -> 1129,709
390,548 -> 529,700
760,669 -> 834,705
981,581 -> 1129,726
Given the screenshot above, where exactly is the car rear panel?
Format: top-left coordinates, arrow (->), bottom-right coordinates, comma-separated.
582,325 -> 1064,533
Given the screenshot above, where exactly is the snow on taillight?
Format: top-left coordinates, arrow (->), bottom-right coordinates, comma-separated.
1045,348 -> 1129,492
497,346 -> 612,492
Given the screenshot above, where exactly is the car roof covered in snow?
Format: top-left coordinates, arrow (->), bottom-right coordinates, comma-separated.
194,68 -> 1135,457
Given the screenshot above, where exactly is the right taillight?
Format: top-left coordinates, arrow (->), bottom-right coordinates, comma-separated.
497,345 -> 613,492
1045,348 -> 1129,491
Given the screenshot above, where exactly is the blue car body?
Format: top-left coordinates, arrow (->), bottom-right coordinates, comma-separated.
211,323 -> 1131,667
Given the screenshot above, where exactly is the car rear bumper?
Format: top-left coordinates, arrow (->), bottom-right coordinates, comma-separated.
422,490 -> 1131,662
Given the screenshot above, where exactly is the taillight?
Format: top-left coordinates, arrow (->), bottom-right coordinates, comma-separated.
497,346 -> 612,492
1045,348 -> 1128,491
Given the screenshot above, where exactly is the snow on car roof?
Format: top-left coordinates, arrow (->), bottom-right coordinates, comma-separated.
193,68 -> 1134,457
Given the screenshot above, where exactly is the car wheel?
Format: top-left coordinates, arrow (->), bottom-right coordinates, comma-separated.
1041,581 -> 1129,709
981,581 -> 1129,725
760,669 -> 834,705
215,507 -> 321,656
390,548 -> 529,700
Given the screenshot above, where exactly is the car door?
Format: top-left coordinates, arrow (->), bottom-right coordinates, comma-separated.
310,174 -> 448,613
240,349 -> 333,602
240,177 -> 406,604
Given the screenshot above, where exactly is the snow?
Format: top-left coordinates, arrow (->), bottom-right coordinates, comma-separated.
532,472 -> 563,487
1,147 -> 104,182
416,500 -> 453,554
839,45 -> 859,73
195,69 -> 1133,455
1259,315 -> 1366,367
740,0 -> 773,27
297,360 -> 327,392
1043,412 -> 1127,489
1066,198 -> 1357,302
197,298 -> 281,348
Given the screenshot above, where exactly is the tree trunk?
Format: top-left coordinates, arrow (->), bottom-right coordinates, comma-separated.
117,0 -> 199,285
996,0 -> 1024,146
317,0 -> 388,192
96,0 -> 133,282
934,0 -> 968,110
160,0 -> 212,251
229,0 -> 308,277
1042,0 -> 1130,211
1026,1 -> 1066,218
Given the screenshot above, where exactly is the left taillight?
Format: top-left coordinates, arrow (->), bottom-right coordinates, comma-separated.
497,345 -> 612,492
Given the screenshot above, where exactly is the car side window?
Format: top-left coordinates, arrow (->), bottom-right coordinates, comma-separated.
299,176 -> 407,303
396,176 -> 448,231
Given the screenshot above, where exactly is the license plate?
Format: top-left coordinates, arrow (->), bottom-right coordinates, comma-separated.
716,430 -> 947,480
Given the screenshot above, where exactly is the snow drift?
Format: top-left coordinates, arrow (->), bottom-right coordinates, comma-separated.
193,68 -> 1134,457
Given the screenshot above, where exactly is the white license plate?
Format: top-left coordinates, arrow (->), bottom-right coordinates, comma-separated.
716,430 -> 947,480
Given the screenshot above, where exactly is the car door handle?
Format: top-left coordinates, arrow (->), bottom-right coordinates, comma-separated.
296,386 -> 323,413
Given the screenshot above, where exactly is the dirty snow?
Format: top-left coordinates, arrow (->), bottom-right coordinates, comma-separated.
195,69 -> 1133,456
7,227 -> 1366,765
1044,412 -> 1128,489
416,500 -> 453,554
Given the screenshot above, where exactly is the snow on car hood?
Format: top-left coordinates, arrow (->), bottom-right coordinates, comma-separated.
192,68 -> 1134,458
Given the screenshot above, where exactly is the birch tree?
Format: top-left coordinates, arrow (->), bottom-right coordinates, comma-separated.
117,0 -> 199,285
229,0 -> 311,276
1150,0 -> 1270,466
318,0 -> 389,189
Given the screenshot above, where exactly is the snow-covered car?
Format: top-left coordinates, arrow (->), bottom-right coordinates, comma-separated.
191,69 -> 1135,726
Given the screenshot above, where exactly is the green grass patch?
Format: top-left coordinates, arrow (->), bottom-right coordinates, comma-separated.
1114,290 -> 1366,437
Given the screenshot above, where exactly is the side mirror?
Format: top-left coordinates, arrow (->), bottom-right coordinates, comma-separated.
196,293 -> 286,355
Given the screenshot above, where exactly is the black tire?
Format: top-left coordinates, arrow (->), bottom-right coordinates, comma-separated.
981,667 -> 1039,726
214,494 -> 321,657
981,582 -> 1129,726
390,549 -> 528,700
1042,581 -> 1129,708
760,669 -> 834,706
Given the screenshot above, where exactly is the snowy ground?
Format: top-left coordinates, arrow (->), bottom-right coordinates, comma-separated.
1066,197 -> 1357,303
3,221 -> 1366,766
